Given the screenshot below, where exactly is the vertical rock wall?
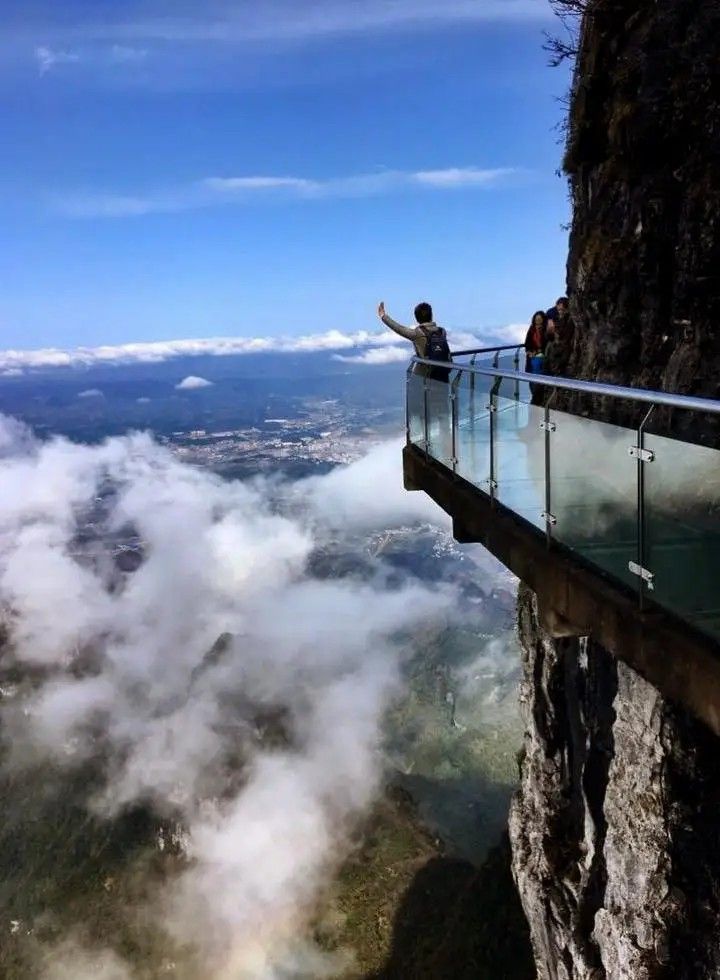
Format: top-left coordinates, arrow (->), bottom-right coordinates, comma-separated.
510,3 -> 720,975
510,588 -> 720,980
547,0 -> 720,439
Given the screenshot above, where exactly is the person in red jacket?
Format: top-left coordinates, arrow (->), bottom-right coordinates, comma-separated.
524,310 -> 549,373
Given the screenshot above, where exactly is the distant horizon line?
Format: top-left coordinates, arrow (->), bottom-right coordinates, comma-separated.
0,324 -> 526,374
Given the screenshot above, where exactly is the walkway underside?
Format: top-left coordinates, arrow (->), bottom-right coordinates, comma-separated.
403,443 -> 720,737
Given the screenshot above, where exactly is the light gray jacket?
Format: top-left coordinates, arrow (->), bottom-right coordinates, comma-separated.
381,314 -> 441,359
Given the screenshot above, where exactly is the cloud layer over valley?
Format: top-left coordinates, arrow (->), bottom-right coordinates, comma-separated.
0,418 -> 452,978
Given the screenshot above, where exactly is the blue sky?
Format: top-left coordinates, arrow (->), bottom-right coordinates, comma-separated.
0,0 -> 572,353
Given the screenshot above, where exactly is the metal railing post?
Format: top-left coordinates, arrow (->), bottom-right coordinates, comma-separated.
423,376 -> 429,458
469,354 -> 477,430
543,390 -> 558,547
637,405 -> 656,610
488,377 -> 501,504
405,363 -> 412,444
450,368 -> 462,477
514,346 -> 521,402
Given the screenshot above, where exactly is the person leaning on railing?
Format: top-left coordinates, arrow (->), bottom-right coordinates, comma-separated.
544,296 -> 576,378
524,310 -> 549,374
377,301 -> 451,380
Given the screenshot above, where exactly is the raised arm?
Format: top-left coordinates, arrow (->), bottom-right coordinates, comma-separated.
377,302 -> 419,342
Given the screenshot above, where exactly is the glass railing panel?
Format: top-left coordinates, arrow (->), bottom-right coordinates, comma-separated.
425,376 -> 453,469
455,370 -> 491,490
467,351 -> 529,401
407,372 -> 426,448
549,408 -> 639,591
494,389 -> 546,532
643,432 -> 720,642
496,350 -> 530,403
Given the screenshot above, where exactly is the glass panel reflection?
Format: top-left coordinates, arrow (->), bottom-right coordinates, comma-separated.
549,408 -> 639,591
425,377 -> 453,469
455,371 -> 492,489
494,395 -> 546,532
644,432 -> 720,641
407,373 -> 426,448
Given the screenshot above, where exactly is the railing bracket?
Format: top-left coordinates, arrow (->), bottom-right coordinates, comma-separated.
541,512 -> 557,526
629,446 -> 655,462
540,421 -> 556,432
629,561 -> 655,590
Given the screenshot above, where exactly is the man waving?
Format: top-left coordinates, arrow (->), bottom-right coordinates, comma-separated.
377,301 -> 451,380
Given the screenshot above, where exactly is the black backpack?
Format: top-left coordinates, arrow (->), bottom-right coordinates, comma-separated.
423,326 -> 452,381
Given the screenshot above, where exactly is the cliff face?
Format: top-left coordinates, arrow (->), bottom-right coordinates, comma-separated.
546,0 -> 720,439
510,588 -> 720,980
510,2 -> 720,976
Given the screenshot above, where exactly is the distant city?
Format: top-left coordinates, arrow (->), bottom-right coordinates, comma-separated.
0,350 -> 406,467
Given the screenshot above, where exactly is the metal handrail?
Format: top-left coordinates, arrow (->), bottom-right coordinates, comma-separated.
452,343 -> 523,358
411,356 -> 720,416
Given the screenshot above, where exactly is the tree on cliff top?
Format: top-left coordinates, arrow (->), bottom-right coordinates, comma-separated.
545,0 -> 589,66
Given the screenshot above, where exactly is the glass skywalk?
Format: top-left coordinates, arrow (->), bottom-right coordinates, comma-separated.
406,350 -> 720,644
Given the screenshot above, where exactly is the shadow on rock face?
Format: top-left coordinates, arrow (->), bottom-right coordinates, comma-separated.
366,836 -> 533,980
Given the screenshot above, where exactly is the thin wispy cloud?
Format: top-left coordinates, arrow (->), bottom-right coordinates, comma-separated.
53,166 -> 520,218
34,43 -> 148,76
22,1 -> 552,49
35,45 -> 80,76
110,45 -> 149,63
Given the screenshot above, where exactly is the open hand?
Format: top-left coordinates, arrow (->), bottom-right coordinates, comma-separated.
377,301 -> 386,320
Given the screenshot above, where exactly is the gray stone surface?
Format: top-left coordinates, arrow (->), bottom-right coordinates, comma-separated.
510,586 -> 720,979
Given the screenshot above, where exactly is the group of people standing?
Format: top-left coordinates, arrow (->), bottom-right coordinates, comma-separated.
525,296 -> 572,374
523,296 -> 573,374
377,297 -> 574,380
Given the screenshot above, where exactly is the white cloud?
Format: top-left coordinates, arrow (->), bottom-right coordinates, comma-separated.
35,45 -> 81,76
493,322 -> 528,343
175,375 -> 213,390
52,166 -> 519,218
136,396 -> 151,404
34,43 -> 148,79
302,439 -> 447,531
1,327 -> 500,371
0,327 -> 493,373
413,167 -> 517,188
333,345 -> 409,366
204,175 -> 315,193
0,418 -> 453,976
77,388 -> 103,398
